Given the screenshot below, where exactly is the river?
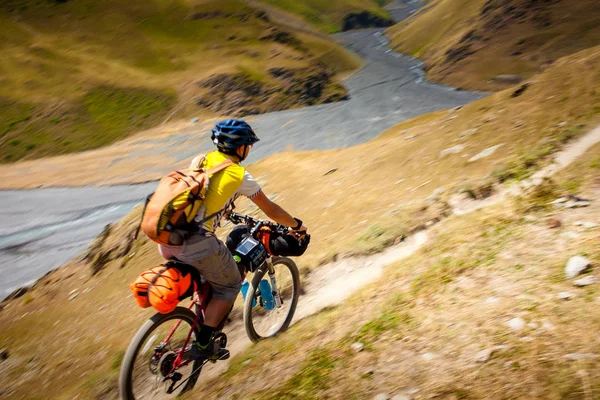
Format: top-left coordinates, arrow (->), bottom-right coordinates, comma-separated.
0,0 -> 485,299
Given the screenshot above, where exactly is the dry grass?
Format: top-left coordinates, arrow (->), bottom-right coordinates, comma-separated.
200,142 -> 600,399
1,45 -> 600,399
386,0 -> 600,91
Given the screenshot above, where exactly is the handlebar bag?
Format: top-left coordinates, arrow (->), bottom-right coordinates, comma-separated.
258,227 -> 311,257
234,236 -> 268,272
226,225 -> 311,258
226,225 -> 251,252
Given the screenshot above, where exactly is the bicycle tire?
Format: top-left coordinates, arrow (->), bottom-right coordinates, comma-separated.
119,307 -> 203,400
243,257 -> 300,343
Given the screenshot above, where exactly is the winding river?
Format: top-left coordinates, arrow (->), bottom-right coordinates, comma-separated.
0,0 -> 485,298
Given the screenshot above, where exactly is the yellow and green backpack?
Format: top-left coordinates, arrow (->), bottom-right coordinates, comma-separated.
137,155 -> 232,245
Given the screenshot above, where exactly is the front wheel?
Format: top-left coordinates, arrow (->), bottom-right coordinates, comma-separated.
243,257 -> 300,343
119,307 -> 203,400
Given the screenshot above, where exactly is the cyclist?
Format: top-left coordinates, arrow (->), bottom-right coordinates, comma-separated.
158,119 -> 307,360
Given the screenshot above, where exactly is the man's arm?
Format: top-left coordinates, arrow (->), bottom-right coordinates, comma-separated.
251,190 -> 307,231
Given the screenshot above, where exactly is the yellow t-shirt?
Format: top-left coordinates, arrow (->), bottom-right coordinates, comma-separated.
190,151 -> 261,232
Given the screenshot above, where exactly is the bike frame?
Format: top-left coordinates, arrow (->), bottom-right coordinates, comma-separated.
162,269 -> 248,373
165,280 -> 210,372
123,209 -> 304,398
154,210 -> 289,374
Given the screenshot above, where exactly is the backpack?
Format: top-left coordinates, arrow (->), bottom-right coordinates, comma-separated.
130,263 -> 198,314
137,155 -> 233,246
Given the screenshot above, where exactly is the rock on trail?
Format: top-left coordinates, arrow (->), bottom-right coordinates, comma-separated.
507,317 -> 526,332
573,276 -> 598,287
468,144 -> 504,162
557,292 -> 575,300
565,256 -> 591,279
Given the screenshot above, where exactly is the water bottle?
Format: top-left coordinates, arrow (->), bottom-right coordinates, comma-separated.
240,279 -> 257,308
259,279 -> 275,310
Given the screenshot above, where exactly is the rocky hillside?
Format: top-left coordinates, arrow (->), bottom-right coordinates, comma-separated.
1,41 -> 599,398
386,0 -> 600,91
257,0 -> 393,33
196,64 -> 348,117
0,0 -> 363,162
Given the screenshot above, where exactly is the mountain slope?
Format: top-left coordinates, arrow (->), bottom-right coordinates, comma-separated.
1,44 -> 599,399
0,0 -> 359,162
386,0 -> 600,91
208,152 -> 600,399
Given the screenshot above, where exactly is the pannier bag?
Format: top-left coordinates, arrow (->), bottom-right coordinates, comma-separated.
137,155 -> 233,246
130,263 -> 197,314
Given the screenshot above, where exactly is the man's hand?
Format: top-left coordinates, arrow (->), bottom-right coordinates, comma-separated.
289,224 -> 308,237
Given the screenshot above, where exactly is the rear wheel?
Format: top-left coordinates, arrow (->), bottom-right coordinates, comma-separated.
243,257 -> 300,343
119,307 -> 203,400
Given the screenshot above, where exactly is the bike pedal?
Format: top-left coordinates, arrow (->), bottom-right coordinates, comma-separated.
163,372 -> 182,384
206,348 -> 230,363
218,350 -> 231,360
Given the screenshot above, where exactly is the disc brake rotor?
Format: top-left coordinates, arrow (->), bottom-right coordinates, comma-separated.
158,351 -> 178,377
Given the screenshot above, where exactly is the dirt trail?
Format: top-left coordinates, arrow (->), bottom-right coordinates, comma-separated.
204,231 -> 429,378
529,124 -> 600,183
295,231 -> 429,321
450,124 -> 600,215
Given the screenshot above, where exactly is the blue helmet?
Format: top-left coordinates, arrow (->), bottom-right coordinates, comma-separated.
211,119 -> 259,155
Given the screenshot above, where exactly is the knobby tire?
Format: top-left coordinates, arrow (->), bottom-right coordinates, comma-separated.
243,257 -> 300,343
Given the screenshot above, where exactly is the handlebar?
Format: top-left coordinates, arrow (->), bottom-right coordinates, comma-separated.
227,211 -> 297,237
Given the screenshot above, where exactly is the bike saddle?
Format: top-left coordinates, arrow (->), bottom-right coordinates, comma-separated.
166,259 -> 202,285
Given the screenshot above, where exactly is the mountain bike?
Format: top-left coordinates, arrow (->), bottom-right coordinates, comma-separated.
119,212 -> 301,399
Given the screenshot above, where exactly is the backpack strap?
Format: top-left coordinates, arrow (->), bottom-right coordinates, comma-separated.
134,192 -> 154,240
194,206 -> 228,227
189,159 -> 234,229
193,154 -> 233,175
205,159 -> 234,176
191,154 -> 206,172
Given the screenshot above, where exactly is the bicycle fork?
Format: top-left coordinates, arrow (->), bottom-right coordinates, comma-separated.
266,258 -> 283,308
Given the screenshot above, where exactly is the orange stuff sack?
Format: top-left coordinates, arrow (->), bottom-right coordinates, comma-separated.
130,264 -> 197,314
130,267 -> 161,309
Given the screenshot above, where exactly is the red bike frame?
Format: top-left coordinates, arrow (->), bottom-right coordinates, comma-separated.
163,271 -> 246,373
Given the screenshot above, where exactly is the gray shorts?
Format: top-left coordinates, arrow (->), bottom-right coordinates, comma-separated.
158,234 -> 242,302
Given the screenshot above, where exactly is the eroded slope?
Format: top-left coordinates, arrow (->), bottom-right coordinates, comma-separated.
387,0 -> 600,91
